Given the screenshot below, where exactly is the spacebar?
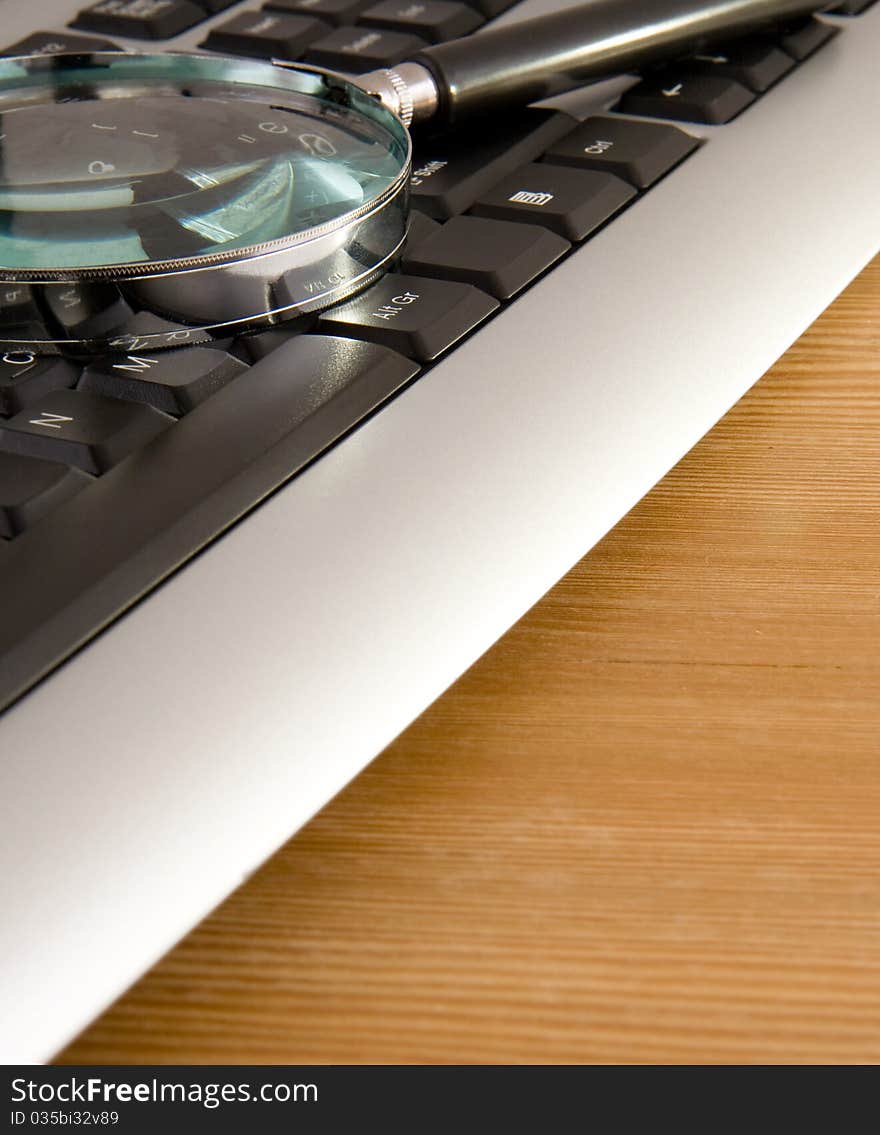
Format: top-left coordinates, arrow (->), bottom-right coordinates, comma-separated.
0,335 -> 419,712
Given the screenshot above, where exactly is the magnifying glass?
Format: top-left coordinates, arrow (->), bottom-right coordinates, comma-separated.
0,0 -> 825,354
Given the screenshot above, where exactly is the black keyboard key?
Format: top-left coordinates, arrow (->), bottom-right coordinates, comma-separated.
80,348 -> 248,415
0,336 -> 418,709
195,0 -> 240,11
777,18 -> 839,59
0,453 -> 92,540
233,328 -> 310,362
459,0 -> 516,15
103,311 -> 221,353
264,0 -> 372,25
471,163 -> 635,242
404,209 -> 443,250
409,109 -> 576,220
830,0 -> 876,14
304,25 -> 425,70
0,356 -> 80,419
0,285 -> 41,323
0,285 -> 46,339
359,0 -> 482,43
402,215 -> 569,300
542,115 -> 699,189
44,284 -> 133,341
2,30 -> 122,55
202,10 -> 328,58
317,273 -> 498,360
680,38 -> 795,93
73,0 -> 207,39
0,389 -> 172,474
618,72 -> 755,125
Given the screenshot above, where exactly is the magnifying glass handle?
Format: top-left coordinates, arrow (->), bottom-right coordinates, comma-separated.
357,0 -> 831,127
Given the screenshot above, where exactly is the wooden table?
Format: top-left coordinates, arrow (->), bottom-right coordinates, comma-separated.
60,256 -> 880,1065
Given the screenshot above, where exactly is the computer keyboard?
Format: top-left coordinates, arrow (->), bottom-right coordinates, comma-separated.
0,0 -> 858,711
1,0 -> 878,1063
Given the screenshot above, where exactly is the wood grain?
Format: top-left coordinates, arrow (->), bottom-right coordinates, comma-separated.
59,256 -> 880,1065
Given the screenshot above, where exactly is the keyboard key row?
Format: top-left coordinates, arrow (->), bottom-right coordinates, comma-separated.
608,20 -> 837,126
408,109 -> 577,220
0,6 -> 840,89
68,0 -> 510,44
322,133 -> 658,358
1,347 -> 248,419
194,12 -> 841,115
613,20 -> 836,127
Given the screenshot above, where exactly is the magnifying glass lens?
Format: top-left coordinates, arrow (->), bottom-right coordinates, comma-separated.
0,54 -> 411,349
0,54 -> 409,273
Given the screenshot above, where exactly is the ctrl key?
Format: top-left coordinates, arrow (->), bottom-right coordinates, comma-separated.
317,273 -> 499,361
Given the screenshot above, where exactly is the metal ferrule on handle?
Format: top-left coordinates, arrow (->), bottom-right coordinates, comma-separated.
357,0 -> 828,127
